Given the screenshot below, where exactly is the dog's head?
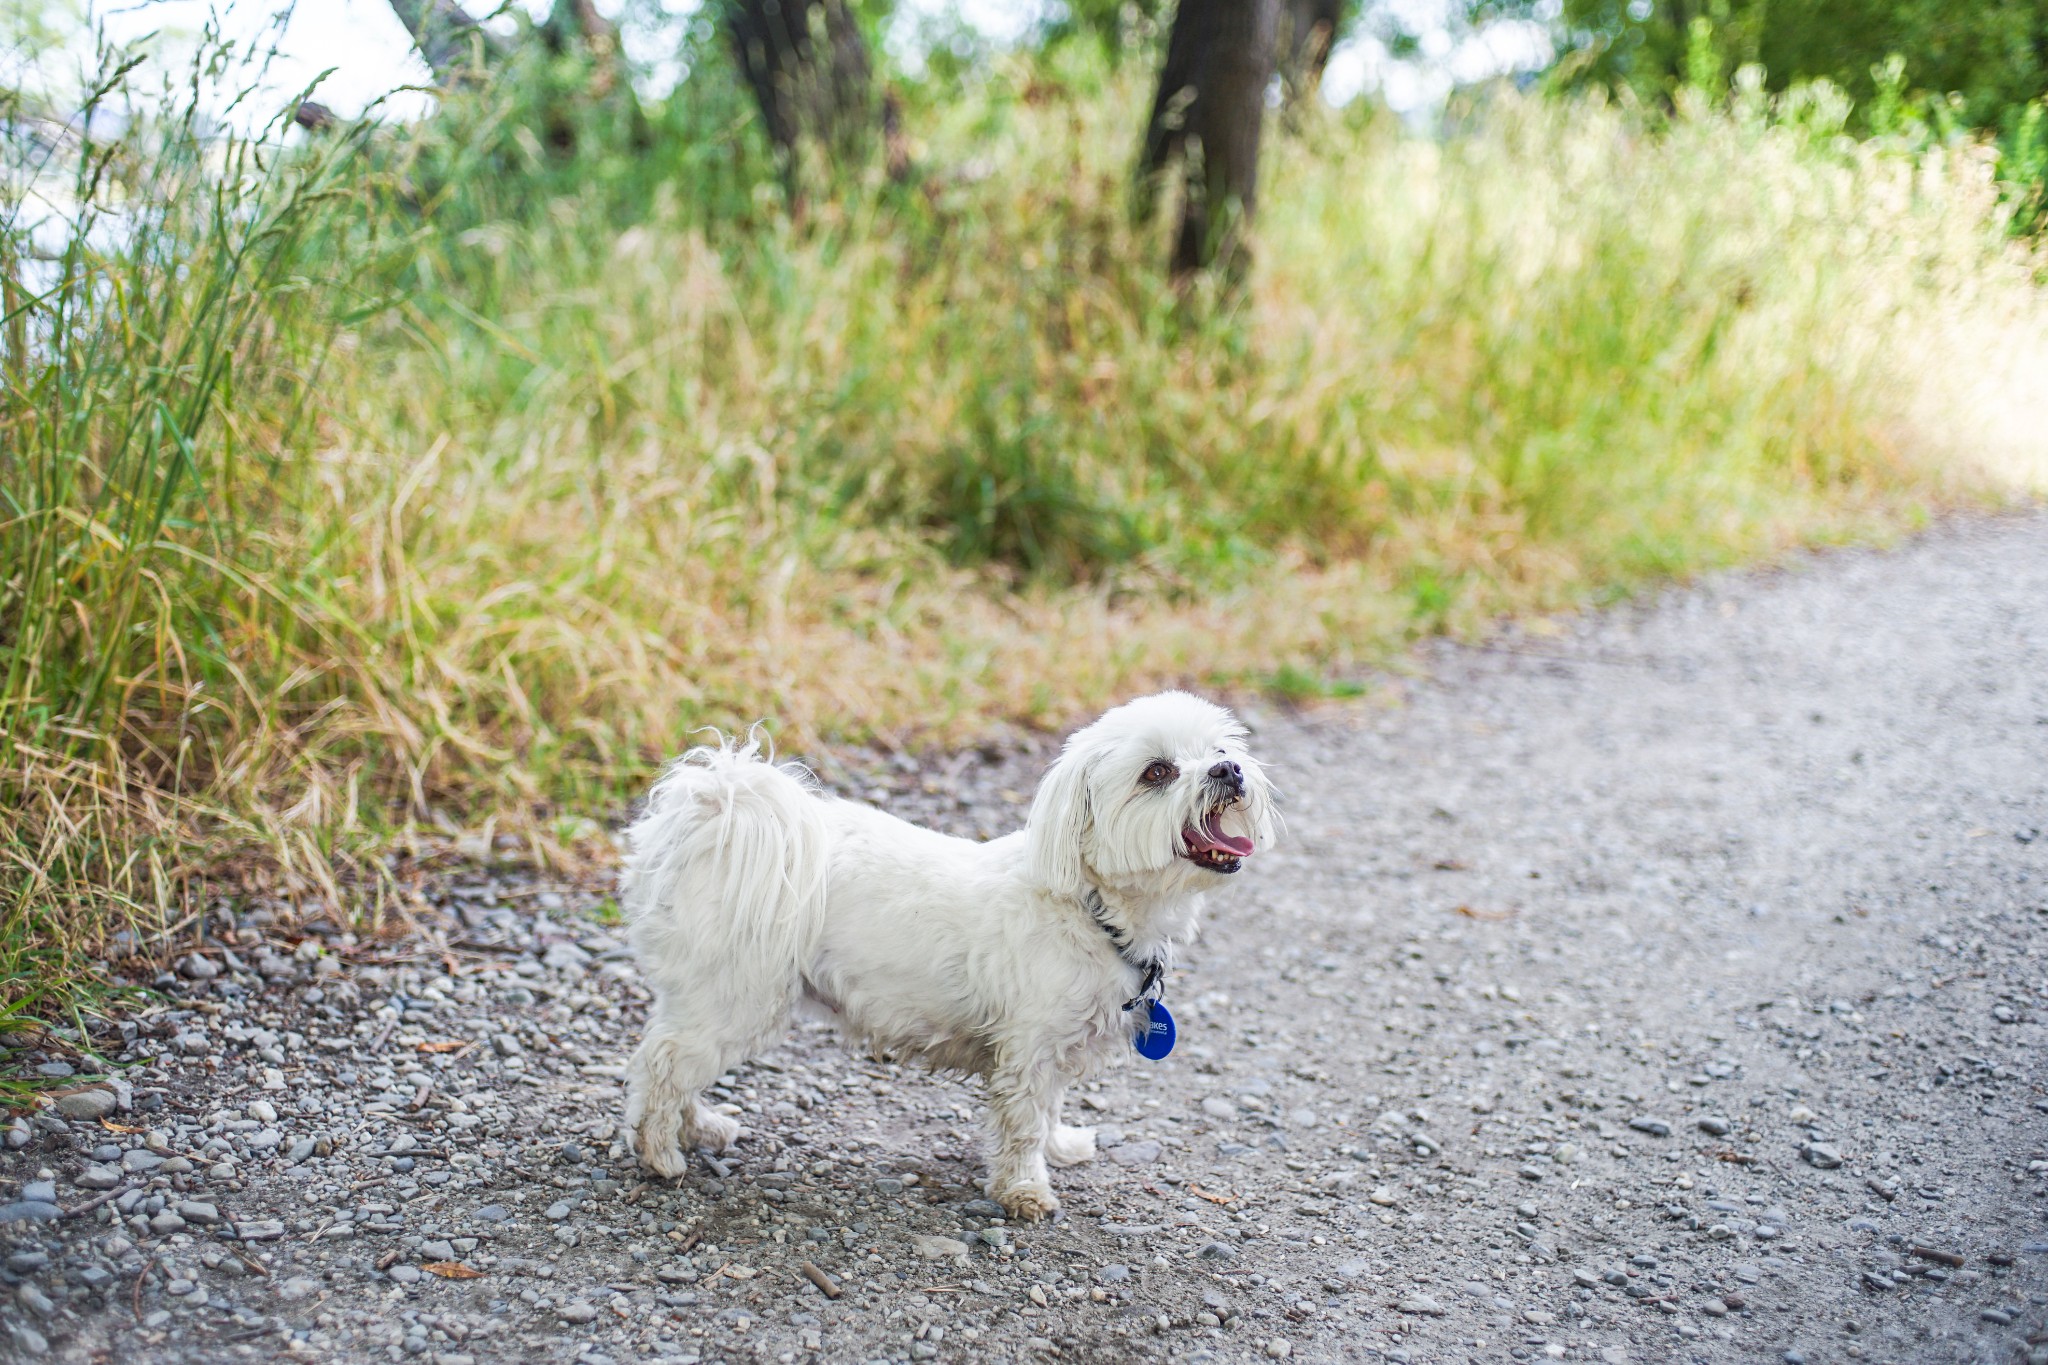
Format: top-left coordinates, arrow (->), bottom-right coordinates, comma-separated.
1026,691 -> 1276,900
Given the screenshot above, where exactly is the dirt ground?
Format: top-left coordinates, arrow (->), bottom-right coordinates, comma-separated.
4,513 -> 2045,1365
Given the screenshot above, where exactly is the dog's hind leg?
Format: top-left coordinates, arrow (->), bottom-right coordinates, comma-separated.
624,992 -> 753,1179
618,740 -> 827,1179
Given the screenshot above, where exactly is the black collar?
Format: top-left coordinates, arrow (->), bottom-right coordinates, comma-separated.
1083,888 -> 1164,1012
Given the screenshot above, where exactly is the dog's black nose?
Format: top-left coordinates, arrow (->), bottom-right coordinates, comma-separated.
1208,760 -> 1243,791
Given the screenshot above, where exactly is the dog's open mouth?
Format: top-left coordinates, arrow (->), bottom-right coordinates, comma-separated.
1181,809 -> 1256,873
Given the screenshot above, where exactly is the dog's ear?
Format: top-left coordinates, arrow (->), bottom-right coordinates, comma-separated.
1026,740 -> 1094,898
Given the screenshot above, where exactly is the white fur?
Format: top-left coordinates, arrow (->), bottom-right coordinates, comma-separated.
619,692 -> 1275,1219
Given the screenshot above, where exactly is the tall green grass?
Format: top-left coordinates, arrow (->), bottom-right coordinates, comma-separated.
1,56 -> 381,1014
3,43 -> 2043,1014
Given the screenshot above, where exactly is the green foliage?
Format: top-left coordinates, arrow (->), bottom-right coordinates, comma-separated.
2000,100 -> 2048,236
1545,0 -> 2047,125
1521,0 -> 2048,227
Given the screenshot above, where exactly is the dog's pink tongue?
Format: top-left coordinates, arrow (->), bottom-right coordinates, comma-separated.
1186,812 -> 1255,858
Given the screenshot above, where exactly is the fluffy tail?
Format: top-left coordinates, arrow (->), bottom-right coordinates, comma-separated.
622,732 -> 829,985
621,733 -> 828,1175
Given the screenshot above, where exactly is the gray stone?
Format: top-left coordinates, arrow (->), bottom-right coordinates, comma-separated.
73,1164 -> 120,1191
179,953 -> 220,980
543,943 -> 593,973
236,1219 -> 286,1240
177,1200 -> 221,1225
18,1283 -> 57,1317
1107,1139 -> 1163,1166
1802,1143 -> 1843,1169
1698,1116 -> 1733,1137
558,1300 -> 599,1323
22,1180 -> 57,1204
277,1276 -> 321,1300
387,1265 -> 423,1285
911,1236 -> 969,1265
1097,1264 -> 1131,1283
1628,1117 -> 1672,1138
1197,1242 -> 1238,1261
1397,1293 -> 1446,1315
53,1088 -> 118,1121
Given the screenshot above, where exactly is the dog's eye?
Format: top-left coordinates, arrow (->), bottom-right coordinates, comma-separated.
1140,760 -> 1178,786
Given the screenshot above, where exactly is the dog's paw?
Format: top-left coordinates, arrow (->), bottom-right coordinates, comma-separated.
633,1129 -> 691,1180
1046,1124 -> 1096,1167
689,1106 -> 742,1154
992,1182 -> 1060,1222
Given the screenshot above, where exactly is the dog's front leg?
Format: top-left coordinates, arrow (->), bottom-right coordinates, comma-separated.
984,1066 -> 1068,1221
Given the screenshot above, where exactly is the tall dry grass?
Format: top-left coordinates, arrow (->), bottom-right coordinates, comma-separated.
3,52 -> 2043,1011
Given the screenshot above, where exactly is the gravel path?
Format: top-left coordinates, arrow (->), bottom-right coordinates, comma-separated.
4,514 -> 2046,1365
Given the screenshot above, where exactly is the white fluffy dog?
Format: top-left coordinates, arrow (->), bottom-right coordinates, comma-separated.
619,691 -> 1275,1219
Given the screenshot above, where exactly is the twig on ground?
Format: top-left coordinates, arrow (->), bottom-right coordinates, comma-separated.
799,1261 -> 841,1299
132,1257 -> 156,1322
64,1186 -> 131,1218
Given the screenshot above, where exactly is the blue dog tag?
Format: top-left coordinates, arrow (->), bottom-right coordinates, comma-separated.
1131,998 -> 1176,1060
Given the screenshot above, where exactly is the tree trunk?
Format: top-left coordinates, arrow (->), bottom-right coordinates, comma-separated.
721,0 -> 873,190
1277,0 -> 1343,110
385,0 -> 503,81
1136,0 -> 1280,280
